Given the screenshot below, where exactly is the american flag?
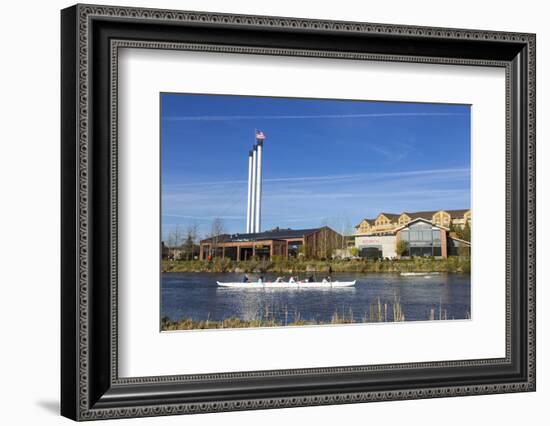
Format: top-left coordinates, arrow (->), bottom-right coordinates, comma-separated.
255,130 -> 266,141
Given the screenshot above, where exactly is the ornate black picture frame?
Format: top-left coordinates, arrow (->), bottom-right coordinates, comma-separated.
61,4 -> 536,421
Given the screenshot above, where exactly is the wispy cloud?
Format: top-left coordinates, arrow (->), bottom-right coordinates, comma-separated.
163,214 -> 245,220
163,112 -> 467,122
264,188 -> 468,201
161,165 -> 471,236
164,167 -> 470,188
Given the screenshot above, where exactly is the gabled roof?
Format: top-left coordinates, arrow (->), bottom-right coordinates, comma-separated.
404,210 -> 436,220
231,227 -> 323,241
354,212 -> 400,230
199,233 -> 233,244
449,236 -> 471,246
406,209 -> 470,219
393,217 -> 449,233
354,218 -> 374,228
445,209 -> 471,218
354,209 -> 470,228
378,212 -> 400,221
201,227 -> 338,243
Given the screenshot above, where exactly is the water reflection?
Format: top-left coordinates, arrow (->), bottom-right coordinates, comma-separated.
161,272 -> 471,325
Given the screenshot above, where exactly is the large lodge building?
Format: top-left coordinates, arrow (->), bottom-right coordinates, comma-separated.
354,209 -> 471,259
355,209 -> 471,235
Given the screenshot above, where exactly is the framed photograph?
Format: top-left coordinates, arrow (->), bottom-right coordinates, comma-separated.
61,4 -> 536,421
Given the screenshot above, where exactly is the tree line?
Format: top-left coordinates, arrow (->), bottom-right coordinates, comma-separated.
164,218 -> 227,261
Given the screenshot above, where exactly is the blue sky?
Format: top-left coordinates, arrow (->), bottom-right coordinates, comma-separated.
161,93 -> 470,240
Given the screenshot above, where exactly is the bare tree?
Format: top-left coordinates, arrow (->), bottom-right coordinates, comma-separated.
183,223 -> 200,260
209,218 -> 226,257
166,225 -> 183,260
330,213 -> 353,250
319,215 -> 353,259
210,217 -> 226,238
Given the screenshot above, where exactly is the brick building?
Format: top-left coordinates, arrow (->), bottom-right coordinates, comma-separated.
200,226 -> 343,260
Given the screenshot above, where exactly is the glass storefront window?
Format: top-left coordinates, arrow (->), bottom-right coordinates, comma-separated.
410,247 -> 433,257
400,223 -> 444,257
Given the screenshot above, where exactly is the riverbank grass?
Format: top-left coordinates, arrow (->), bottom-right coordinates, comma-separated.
159,296 -> 470,331
162,256 -> 470,274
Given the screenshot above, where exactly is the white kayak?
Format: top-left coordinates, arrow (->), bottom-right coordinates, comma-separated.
217,280 -> 356,289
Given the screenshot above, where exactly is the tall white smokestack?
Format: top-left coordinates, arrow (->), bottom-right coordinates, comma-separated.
250,145 -> 257,233
255,141 -> 263,233
246,150 -> 253,233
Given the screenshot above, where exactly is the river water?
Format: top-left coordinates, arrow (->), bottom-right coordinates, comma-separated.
161,272 -> 471,325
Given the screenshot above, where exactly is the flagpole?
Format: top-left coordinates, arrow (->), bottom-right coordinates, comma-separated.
255,138 -> 262,233
250,144 -> 257,233
246,150 -> 253,233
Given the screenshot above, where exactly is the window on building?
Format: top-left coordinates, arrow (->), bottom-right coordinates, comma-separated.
224,247 -> 238,261
255,245 -> 270,260
400,222 -> 442,257
410,247 -> 433,257
360,246 -> 382,260
288,241 -> 303,258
